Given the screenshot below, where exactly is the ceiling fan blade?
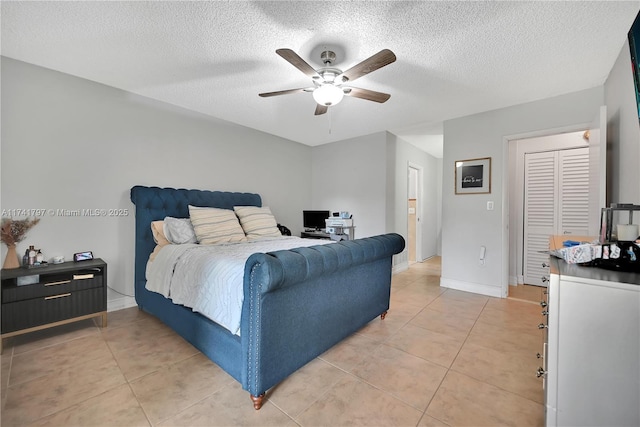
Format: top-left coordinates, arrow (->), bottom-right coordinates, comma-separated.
344,87 -> 391,103
259,88 -> 308,97
338,49 -> 396,83
315,104 -> 328,115
276,48 -> 320,79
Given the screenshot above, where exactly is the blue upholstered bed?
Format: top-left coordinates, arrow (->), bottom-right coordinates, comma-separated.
130,185 -> 405,409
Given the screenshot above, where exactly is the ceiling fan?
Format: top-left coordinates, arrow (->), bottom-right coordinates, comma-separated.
259,48 -> 396,115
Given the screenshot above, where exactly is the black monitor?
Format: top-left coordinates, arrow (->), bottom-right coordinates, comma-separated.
303,210 -> 330,231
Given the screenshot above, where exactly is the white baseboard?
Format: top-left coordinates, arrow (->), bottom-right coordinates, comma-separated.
107,294 -> 137,312
440,277 -> 504,298
393,260 -> 409,274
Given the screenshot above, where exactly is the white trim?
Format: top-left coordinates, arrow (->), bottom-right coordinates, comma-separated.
393,260 -> 409,274
107,295 -> 137,312
408,162 -> 423,262
440,277 -> 503,298
503,121 -> 592,299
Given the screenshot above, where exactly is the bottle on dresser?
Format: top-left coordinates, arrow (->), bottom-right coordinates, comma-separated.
28,245 -> 36,266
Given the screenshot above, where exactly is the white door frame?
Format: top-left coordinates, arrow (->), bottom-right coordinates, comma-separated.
502,122 -> 591,296
408,162 -> 423,262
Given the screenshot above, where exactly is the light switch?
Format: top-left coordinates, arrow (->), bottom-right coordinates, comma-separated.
487,201 -> 494,211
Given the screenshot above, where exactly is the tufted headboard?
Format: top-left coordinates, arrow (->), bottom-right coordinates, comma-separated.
129,186 -> 262,301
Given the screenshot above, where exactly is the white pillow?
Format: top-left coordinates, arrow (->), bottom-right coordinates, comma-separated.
233,206 -> 282,239
188,205 -> 247,244
163,217 -> 197,244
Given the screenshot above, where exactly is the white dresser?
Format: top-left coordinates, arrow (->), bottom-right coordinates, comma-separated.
545,259 -> 640,426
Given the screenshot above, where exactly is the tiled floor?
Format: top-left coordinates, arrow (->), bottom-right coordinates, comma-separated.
1,258 -> 546,426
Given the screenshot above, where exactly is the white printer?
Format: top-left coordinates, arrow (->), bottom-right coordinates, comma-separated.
325,218 -> 353,228
325,217 -> 355,241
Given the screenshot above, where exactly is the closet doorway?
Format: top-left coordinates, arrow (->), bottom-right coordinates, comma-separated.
523,147 -> 590,285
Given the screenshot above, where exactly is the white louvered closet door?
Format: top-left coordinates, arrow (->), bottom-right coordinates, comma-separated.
558,148 -> 590,235
524,151 -> 558,286
523,147 -> 589,286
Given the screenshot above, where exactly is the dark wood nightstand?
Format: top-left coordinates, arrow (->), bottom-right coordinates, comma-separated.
1,258 -> 107,352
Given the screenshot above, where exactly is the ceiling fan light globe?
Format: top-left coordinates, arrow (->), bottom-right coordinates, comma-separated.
313,84 -> 344,106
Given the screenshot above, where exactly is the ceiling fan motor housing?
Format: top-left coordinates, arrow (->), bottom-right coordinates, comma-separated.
320,50 -> 336,65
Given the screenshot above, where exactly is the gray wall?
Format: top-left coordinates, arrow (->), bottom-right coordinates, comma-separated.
1,57 -> 312,304
310,132 -> 388,239
311,131 -> 442,270
605,39 -> 640,204
386,132 -> 440,263
441,87 -> 604,297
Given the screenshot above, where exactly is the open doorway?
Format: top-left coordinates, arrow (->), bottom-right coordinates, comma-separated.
408,163 -> 423,263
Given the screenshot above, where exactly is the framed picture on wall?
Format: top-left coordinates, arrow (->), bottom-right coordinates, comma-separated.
455,157 -> 491,194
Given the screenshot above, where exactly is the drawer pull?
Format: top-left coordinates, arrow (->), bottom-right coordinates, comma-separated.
44,293 -> 71,300
73,274 -> 94,280
44,280 -> 71,287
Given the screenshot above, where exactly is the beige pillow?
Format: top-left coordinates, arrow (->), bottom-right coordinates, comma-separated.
188,205 -> 247,244
234,206 -> 282,239
151,220 -> 170,246
149,220 -> 170,262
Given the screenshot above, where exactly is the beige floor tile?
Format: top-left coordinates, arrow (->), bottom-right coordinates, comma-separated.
296,374 -> 423,426
130,353 -> 236,424
426,370 -> 544,427
268,358 -> 348,418
451,342 -> 544,404
475,307 -> 544,337
101,306 -> 154,329
409,308 -> 477,341
28,383 -> 150,427
101,315 -> 174,354
110,330 -> 199,381
439,289 -> 490,305
427,296 -> 486,321
386,323 -> 465,368
9,334 -> 113,386
351,344 -> 447,410
1,260 -> 547,427
407,273 -> 442,286
6,319 -> 100,356
1,350 -> 12,411
465,319 -> 542,355
391,285 -> 443,308
159,381 -> 296,427
392,272 -> 420,288
418,413 -> 451,426
319,332 -> 382,372
486,296 -> 543,316
356,311 -> 414,341
3,357 -> 126,425
508,284 -> 544,303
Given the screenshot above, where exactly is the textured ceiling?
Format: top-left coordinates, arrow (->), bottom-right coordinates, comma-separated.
2,1 -> 639,157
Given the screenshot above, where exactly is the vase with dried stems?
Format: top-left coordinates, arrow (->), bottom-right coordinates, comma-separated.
1,217 -> 40,269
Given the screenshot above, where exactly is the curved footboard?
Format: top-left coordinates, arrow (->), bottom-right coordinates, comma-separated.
240,233 -> 405,407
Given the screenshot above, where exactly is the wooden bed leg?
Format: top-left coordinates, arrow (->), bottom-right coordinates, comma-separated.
381,310 -> 388,320
250,393 -> 265,410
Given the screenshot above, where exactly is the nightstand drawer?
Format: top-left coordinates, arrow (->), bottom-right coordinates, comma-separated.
1,287 -> 105,333
2,269 -> 104,303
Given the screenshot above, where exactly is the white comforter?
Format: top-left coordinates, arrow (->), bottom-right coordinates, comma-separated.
146,236 -> 332,335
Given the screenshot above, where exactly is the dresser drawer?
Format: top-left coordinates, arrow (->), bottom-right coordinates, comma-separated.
2,269 -> 104,303
1,287 -> 105,333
